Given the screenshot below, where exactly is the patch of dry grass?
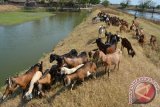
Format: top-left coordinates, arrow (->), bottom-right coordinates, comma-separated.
0,5 -> 20,12
1,7 -> 160,107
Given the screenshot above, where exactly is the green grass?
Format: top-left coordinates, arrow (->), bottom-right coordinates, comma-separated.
0,11 -> 54,25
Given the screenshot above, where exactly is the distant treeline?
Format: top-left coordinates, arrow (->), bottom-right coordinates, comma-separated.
0,0 -> 100,7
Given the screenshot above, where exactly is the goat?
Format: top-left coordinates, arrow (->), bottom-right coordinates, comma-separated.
150,35 -> 157,50
64,62 -> 97,90
95,38 -> 116,54
25,64 -> 62,99
120,25 -> 127,33
130,24 -> 136,31
50,49 -> 78,63
63,56 -> 88,68
121,37 -> 135,57
1,62 -> 42,101
37,65 -> 62,96
98,25 -> 106,38
138,34 -> 145,47
61,64 -> 84,75
24,71 -> 43,99
93,49 -> 122,77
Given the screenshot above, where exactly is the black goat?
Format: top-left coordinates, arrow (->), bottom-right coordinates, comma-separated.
121,37 -> 135,57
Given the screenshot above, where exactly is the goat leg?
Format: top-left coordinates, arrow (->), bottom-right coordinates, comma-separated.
108,68 -> 110,77
92,73 -> 97,79
105,66 -> 107,74
71,80 -> 77,91
117,61 -> 120,70
121,46 -> 124,53
113,64 -> 116,71
37,84 -> 44,97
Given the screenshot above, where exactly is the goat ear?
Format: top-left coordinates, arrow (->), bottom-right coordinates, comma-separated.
5,78 -> 9,85
40,61 -> 43,65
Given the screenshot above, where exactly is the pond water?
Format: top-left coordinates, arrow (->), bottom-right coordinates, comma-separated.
123,9 -> 160,21
0,12 -> 87,87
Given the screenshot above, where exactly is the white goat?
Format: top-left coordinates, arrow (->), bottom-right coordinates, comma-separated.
61,64 -> 84,75
24,71 -> 42,98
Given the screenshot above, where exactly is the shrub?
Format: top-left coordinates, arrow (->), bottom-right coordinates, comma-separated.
102,0 -> 109,7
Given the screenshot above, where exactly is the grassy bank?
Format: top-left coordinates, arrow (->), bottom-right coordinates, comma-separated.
0,11 -> 54,26
0,7 -> 160,107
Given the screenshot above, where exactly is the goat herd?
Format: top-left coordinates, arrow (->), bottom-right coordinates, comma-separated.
0,11 -> 158,103
94,11 -> 157,49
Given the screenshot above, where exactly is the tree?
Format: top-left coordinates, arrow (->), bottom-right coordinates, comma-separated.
138,0 -> 152,10
102,0 -> 109,7
89,0 -> 100,4
79,0 -> 90,8
80,0 -> 89,4
156,5 -> 160,9
0,0 -> 4,4
149,1 -> 156,8
120,2 -> 127,8
120,0 -> 131,8
0,0 -> 8,4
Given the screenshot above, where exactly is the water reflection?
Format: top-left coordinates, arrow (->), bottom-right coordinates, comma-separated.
123,10 -> 160,21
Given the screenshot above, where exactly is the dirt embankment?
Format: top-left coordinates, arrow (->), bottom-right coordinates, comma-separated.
0,5 -> 21,12
1,7 -> 160,107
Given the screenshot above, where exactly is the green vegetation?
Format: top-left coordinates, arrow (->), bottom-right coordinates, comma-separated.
102,0 -> 109,7
0,11 -> 54,25
138,0 -> 156,11
0,0 -> 9,4
120,0 -> 131,8
69,0 -> 100,5
89,0 -> 100,4
157,5 -> 160,9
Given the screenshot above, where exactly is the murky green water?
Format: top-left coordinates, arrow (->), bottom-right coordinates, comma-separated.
0,12 -> 87,87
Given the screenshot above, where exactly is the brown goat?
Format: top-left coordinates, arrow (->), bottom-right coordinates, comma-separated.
93,49 -> 122,77
132,20 -> 139,28
138,34 -> 145,47
1,62 -> 42,101
38,74 -> 51,85
120,20 -> 129,28
120,25 -> 127,33
63,56 -> 88,68
33,65 -> 61,97
150,35 -> 157,50
130,24 -> 136,31
64,62 -> 97,90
